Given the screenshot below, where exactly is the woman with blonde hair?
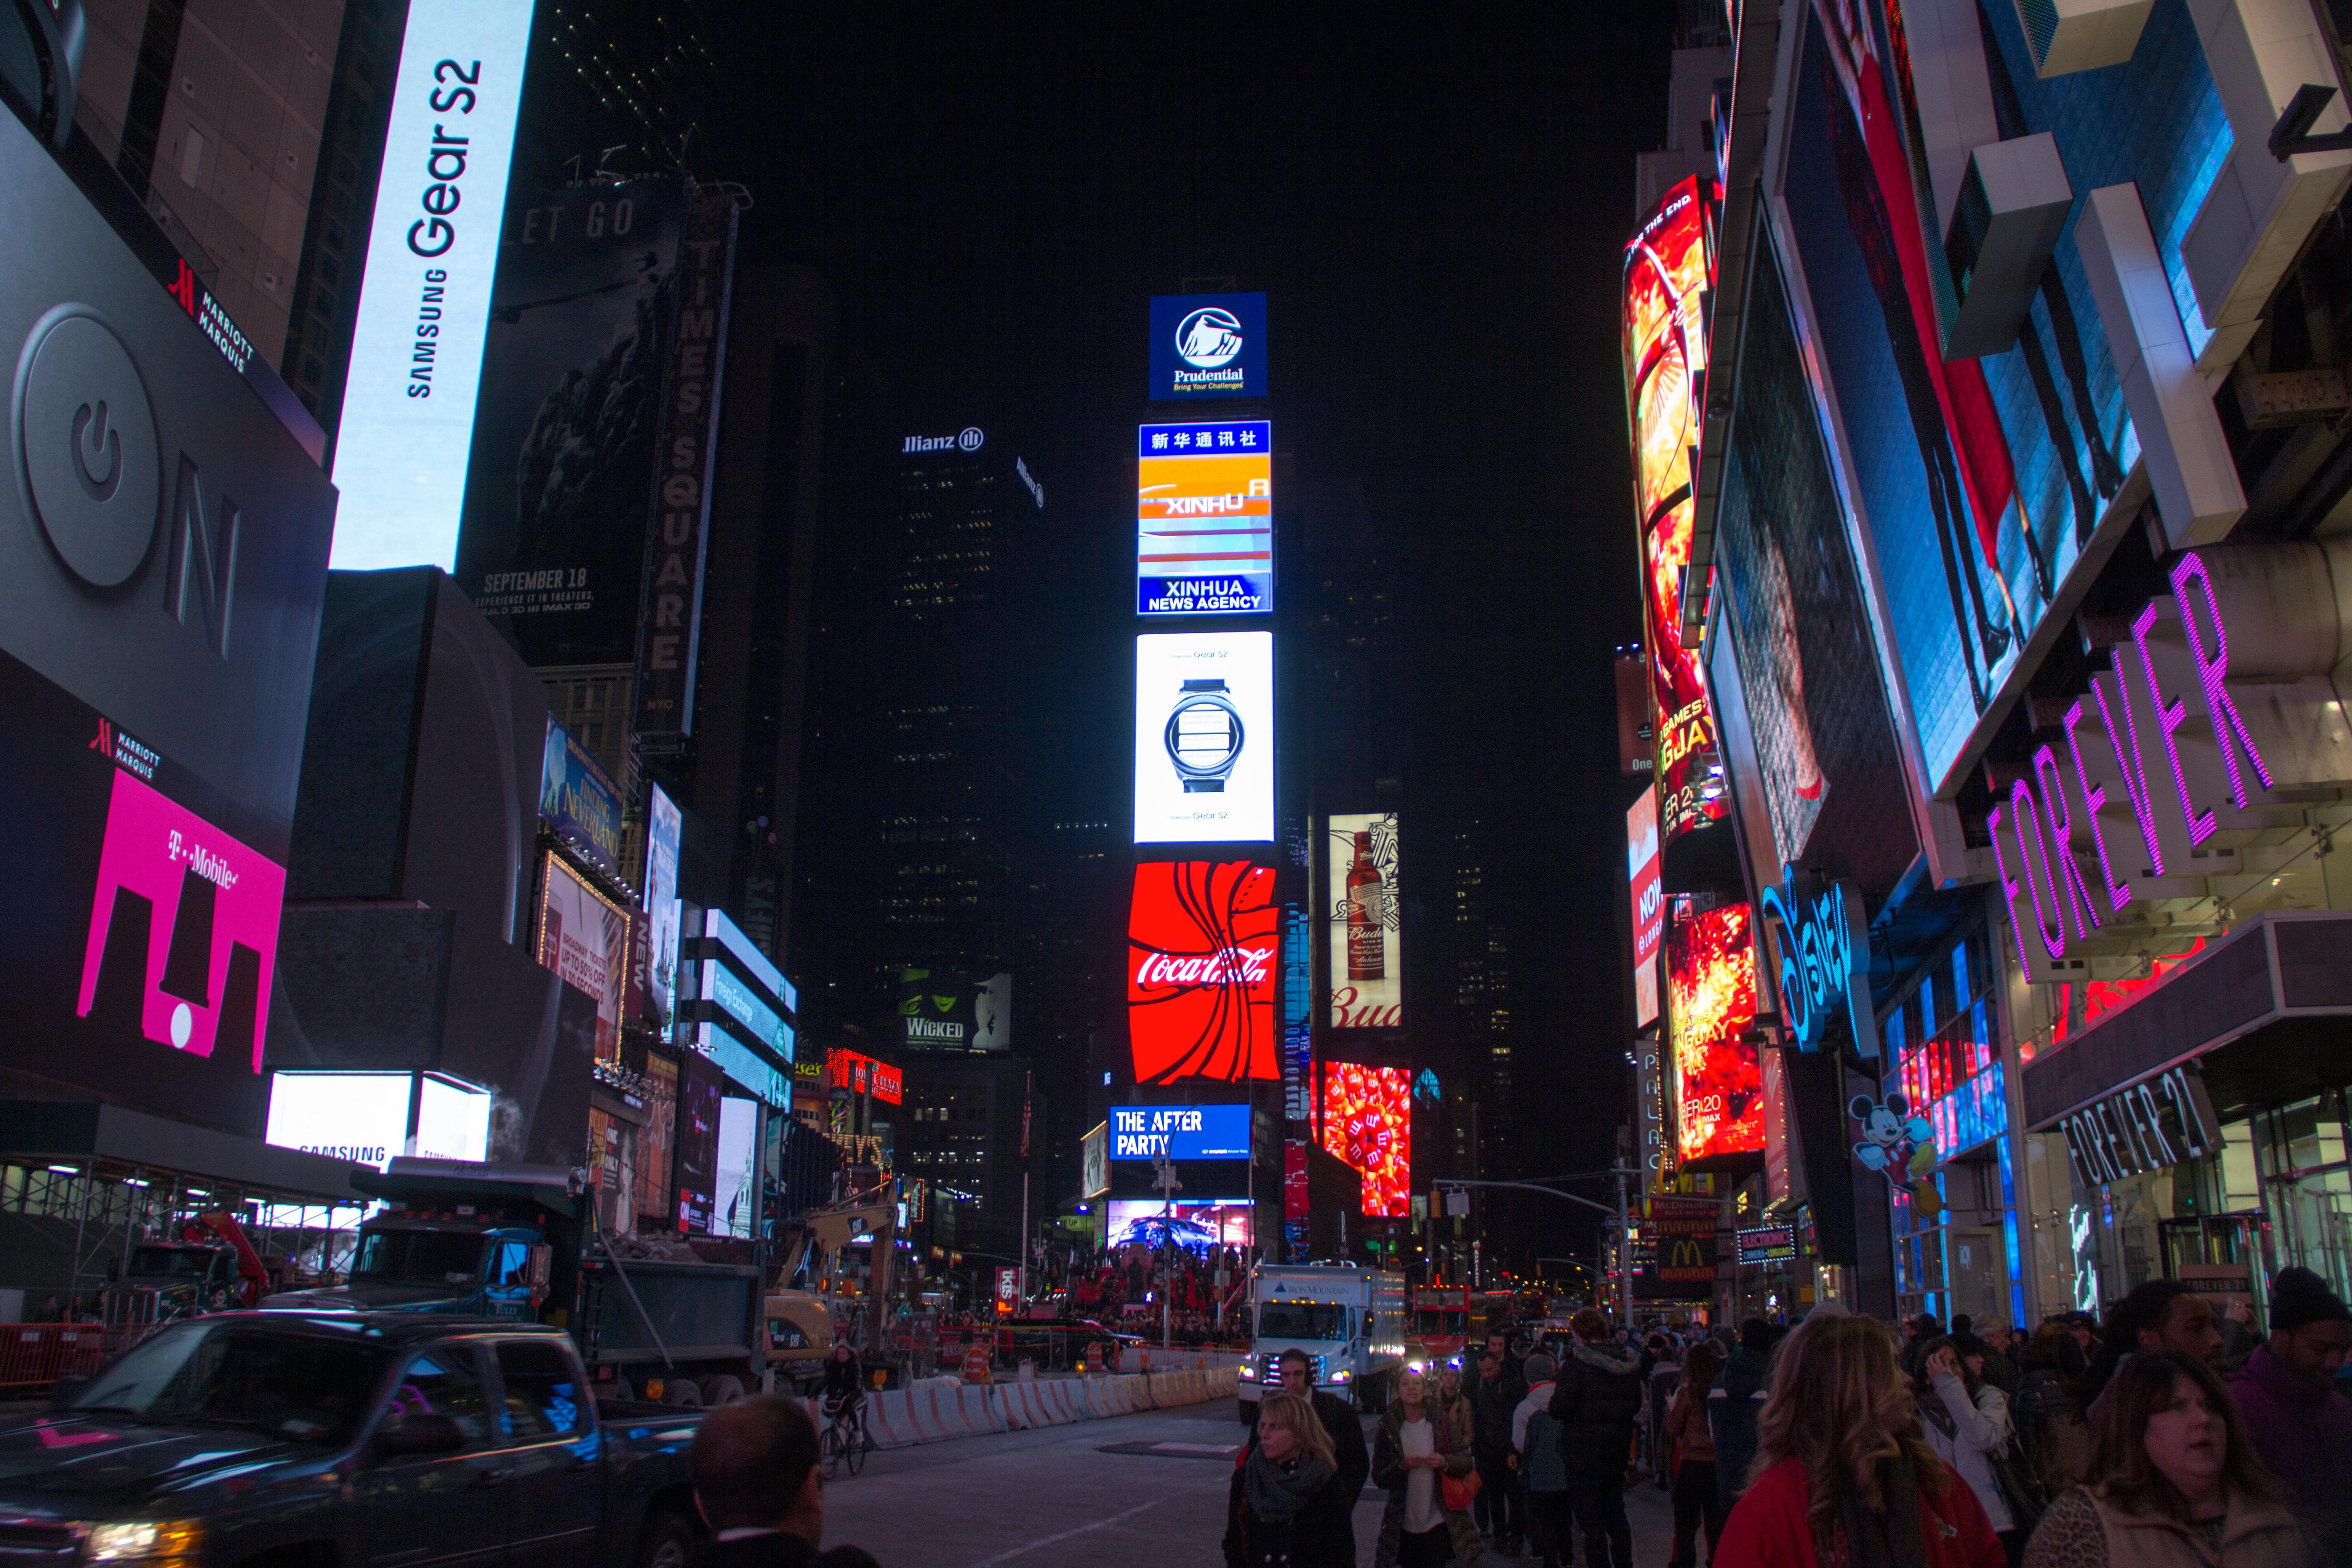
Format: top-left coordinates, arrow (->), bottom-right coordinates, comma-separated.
1717,1312 -> 2003,1568
1374,1367 -> 1481,1568
1225,1390 -> 1356,1568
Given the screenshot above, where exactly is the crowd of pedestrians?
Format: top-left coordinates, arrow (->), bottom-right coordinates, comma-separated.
1217,1263 -> 2352,1568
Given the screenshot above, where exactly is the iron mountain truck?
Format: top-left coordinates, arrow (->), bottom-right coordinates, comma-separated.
1238,1264 -> 1406,1420
0,1313 -> 708,1568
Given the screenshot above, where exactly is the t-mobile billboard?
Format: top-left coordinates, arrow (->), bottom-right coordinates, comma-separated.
329,0 -> 534,571
0,104 -> 334,1135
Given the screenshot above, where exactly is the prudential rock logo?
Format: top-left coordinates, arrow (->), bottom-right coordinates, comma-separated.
1174,307 -> 1246,388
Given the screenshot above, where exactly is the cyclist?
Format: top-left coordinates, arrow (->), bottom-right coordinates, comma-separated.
820,1341 -> 864,1436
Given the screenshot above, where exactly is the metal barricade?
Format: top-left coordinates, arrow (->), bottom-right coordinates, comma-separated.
0,1323 -> 153,1393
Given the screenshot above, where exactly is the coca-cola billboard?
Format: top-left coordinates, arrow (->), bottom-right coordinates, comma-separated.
1128,860 -> 1280,1084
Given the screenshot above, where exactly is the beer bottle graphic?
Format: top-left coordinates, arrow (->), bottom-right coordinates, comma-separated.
1346,831 -> 1385,982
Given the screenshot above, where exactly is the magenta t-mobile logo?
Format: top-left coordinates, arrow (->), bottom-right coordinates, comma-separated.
75,769 -> 284,1070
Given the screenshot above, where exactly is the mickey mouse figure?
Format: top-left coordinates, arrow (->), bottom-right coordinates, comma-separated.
1850,1093 -> 1944,1222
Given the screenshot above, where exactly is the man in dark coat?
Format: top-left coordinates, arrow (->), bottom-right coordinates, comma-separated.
1708,1317 -> 1781,1516
1469,1348 -> 1529,1553
1251,1348 -> 1371,1503
1548,1308 -> 1645,1568
691,1396 -> 880,1568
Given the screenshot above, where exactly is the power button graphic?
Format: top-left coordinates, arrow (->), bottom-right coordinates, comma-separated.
15,306 -> 160,588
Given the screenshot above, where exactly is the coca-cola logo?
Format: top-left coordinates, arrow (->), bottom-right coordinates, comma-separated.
1134,945 -> 1275,989
1127,860 -> 1280,1084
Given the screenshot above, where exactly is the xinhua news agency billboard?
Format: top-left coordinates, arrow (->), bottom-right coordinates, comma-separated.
329,0 -> 534,571
1137,422 -> 1272,616
1108,1104 -> 1251,1161
1149,292 -> 1267,400
1134,632 -> 1274,844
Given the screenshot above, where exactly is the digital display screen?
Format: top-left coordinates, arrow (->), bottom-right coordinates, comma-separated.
265,1071 -> 412,1168
1128,860 -> 1280,1084
703,960 -> 792,1060
1628,789 -> 1663,1028
1623,176 -> 1726,846
1666,902 -> 1764,1165
675,1049 -> 722,1233
643,784 -> 682,1029
1318,1061 -> 1410,1218
1324,812 -> 1401,1029
539,719 -> 626,882
1148,291 -> 1268,400
828,1047 -> 903,1105
330,0 -> 536,571
1137,421 -> 1272,615
1107,1104 -> 1251,1160
1134,632 -> 1274,844
414,1074 -> 492,1161
535,853 -> 630,1061
1106,1199 -> 1256,1251
714,1096 -> 759,1240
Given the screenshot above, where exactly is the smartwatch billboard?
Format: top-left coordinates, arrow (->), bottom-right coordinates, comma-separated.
1134,631 -> 1274,844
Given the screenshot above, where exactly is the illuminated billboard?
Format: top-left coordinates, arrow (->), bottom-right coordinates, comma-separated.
1318,1061 -> 1410,1217
536,853 -> 631,1061
1324,813 -> 1401,1029
1108,1104 -> 1251,1160
539,719 -> 625,882
1134,632 -> 1274,843
643,784 -> 682,1029
329,0 -> 536,571
1149,292 -> 1268,400
264,1071 -> 411,1168
828,1047 -> 903,1105
1628,789 -> 1663,1028
1128,860 -> 1279,1084
1137,422 -> 1272,615
1107,1199 -> 1256,1250
1666,901 -> 1764,1165
1623,175 -> 1727,845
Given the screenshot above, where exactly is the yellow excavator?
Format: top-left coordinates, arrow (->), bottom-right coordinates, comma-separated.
764,1178 -> 899,1389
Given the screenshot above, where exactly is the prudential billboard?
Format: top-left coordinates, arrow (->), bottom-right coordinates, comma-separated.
328,0 -> 534,571
1149,293 -> 1267,400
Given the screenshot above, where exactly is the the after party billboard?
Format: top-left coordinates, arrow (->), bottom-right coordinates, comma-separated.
1128,861 -> 1279,1084
1628,789 -> 1663,1029
1623,175 -> 1727,846
1134,632 -> 1274,844
1319,1061 -> 1409,1218
1137,421 -> 1272,616
1324,813 -> 1401,1029
1666,900 -> 1763,1165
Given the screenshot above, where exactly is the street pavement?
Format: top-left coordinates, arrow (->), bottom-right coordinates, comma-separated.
820,1396 -> 1680,1568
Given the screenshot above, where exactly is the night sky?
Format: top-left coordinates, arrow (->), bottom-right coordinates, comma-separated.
714,7 -> 1682,1249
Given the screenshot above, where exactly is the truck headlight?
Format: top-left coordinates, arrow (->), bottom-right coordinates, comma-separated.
86,1522 -> 201,1564
1329,1369 -> 1351,1382
1238,1365 -> 1256,1381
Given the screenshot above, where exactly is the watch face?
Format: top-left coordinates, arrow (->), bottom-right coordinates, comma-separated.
1167,689 -> 1243,790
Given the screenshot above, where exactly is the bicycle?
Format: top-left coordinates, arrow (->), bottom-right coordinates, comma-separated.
821,1396 -> 870,1477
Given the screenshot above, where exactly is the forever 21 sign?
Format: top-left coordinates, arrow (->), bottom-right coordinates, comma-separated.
2060,1064 -> 2220,1189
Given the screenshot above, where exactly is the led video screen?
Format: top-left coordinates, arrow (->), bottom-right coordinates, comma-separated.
1137,421 -> 1272,615
1134,632 -> 1274,843
1628,789 -> 1663,1029
1107,1104 -> 1251,1160
1105,1199 -> 1256,1251
535,853 -> 631,1060
1128,861 -> 1280,1084
1666,901 -> 1763,1165
1324,813 -> 1402,1030
1319,1061 -> 1410,1218
1623,176 -> 1726,847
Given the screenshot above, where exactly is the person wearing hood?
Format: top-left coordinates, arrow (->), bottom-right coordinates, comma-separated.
2227,1265 -> 2352,1558
1549,1308 -> 1646,1568
1710,1318 -> 1780,1516
1514,1353 -> 1569,1568
1226,1390 -> 1357,1568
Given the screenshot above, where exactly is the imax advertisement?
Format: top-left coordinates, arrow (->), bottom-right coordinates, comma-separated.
1149,292 -> 1268,400
1127,860 -> 1280,1084
1623,176 -> 1726,846
1780,0 -> 2158,791
0,103 -> 335,1136
1134,632 -> 1274,843
456,181 -> 686,666
1323,813 -> 1401,1030
1666,901 -> 1763,1166
1137,421 -> 1273,615
330,0 -> 535,572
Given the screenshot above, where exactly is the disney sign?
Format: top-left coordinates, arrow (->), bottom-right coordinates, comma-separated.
1757,866 -> 1867,1052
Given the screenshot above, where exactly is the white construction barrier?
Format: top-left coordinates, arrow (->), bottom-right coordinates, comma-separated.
809,1366 -> 1240,1455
